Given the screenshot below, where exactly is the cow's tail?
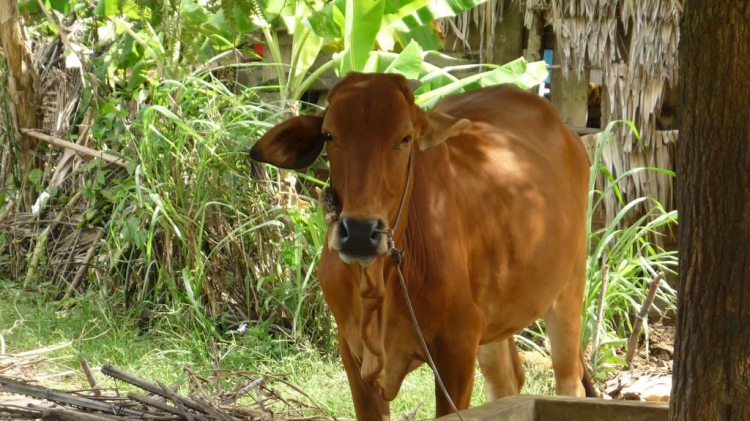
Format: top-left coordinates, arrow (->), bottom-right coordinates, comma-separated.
580,352 -> 599,398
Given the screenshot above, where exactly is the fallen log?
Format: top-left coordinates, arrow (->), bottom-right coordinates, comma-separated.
0,376 -> 173,420
127,393 -> 207,421
42,408 -> 118,421
0,404 -> 45,419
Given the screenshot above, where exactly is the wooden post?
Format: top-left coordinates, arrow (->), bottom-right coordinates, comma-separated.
491,0 -> 525,65
524,11 -> 542,63
551,39 -> 590,127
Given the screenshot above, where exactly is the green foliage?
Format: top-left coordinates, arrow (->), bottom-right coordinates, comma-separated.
253,0 -> 548,104
364,41 -> 549,109
96,72 -> 333,344
582,121 -> 678,376
339,0 -> 386,74
307,0 -> 492,56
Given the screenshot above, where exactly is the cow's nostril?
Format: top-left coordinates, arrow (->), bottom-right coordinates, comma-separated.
338,221 -> 349,241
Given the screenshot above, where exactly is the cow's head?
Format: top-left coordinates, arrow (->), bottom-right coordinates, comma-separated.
251,72 -> 470,266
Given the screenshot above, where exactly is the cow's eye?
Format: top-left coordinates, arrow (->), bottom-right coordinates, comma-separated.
396,135 -> 411,149
322,132 -> 338,146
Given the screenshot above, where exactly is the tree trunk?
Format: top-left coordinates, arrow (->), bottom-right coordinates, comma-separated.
670,1 -> 750,420
0,0 -> 40,171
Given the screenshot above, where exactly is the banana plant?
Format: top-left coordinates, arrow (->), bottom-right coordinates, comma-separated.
287,0 -> 549,105
361,40 -> 550,110
82,0 -> 548,108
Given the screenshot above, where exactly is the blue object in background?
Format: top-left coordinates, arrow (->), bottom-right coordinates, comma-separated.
543,49 -> 553,84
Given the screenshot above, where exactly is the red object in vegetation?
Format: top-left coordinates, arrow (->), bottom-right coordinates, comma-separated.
253,43 -> 264,58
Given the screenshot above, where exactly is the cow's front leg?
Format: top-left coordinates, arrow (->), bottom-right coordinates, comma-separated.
430,335 -> 479,417
339,335 -> 390,421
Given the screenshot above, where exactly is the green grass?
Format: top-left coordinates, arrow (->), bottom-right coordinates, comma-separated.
0,283 -> 554,418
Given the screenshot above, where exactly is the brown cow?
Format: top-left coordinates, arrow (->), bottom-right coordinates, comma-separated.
250,72 -> 591,419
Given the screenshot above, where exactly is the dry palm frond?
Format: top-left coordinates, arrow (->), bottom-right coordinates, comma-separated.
445,1 -> 680,222
1,25 -> 107,290
541,0 -> 680,221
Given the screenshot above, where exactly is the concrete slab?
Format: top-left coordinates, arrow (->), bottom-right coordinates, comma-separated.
437,395 -> 669,421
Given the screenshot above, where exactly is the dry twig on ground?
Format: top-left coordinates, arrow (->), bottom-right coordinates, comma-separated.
0,361 -> 335,421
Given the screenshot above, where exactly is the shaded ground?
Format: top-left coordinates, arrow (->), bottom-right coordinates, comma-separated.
603,322 -> 674,402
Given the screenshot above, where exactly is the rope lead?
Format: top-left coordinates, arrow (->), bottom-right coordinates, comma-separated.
383,150 -> 466,420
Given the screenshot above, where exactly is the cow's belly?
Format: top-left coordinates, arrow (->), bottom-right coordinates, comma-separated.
476,265 -> 576,344
463,179 -> 587,345
440,142 -> 587,343
473,206 -> 586,344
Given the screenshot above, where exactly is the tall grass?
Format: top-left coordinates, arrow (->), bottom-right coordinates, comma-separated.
0,4 -> 335,350
85,71 -> 333,347
582,121 -> 677,376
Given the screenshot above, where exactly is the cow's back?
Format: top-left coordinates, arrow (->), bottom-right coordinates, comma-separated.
421,84 -> 590,343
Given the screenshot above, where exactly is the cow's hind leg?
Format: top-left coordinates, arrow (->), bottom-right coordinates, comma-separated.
543,261 -> 586,397
477,338 -> 525,401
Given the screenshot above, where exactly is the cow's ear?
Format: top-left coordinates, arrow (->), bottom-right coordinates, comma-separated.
249,115 -> 325,169
417,112 -> 471,151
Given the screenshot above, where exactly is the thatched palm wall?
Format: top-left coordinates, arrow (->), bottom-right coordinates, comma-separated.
446,0 -> 681,224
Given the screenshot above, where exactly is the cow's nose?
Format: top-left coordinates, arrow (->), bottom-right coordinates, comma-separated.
338,218 -> 382,257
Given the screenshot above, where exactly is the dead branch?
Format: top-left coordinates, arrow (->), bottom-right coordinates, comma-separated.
186,395 -> 232,421
157,382 -> 199,421
0,200 -> 14,225
42,408 -> 117,421
23,191 -> 83,288
625,272 -> 665,367
60,228 -> 106,300
36,370 -> 76,381
221,377 -> 267,405
0,405 -> 45,419
80,359 -> 101,396
0,376 -> 166,419
128,393 -> 206,421
3,364 -> 334,421
100,365 -> 207,415
591,264 -> 610,356
396,401 -> 424,421
11,341 -> 71,358
20,129 -> 129,168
